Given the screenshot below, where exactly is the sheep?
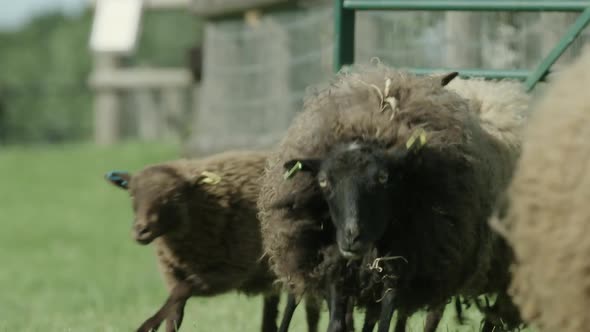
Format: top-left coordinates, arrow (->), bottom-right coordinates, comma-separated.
497,46 -> 590,332
105,150 -> 320,332
257,62 -> 529,332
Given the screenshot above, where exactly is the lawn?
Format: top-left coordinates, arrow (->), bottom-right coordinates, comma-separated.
0,142 -> 531,332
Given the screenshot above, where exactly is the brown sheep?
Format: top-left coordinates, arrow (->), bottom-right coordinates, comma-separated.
498,46 -> 590,332
258,63 -> 529,332
105,150 -> 320,332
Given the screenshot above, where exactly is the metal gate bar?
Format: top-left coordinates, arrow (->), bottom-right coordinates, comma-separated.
334,0 -> 590,91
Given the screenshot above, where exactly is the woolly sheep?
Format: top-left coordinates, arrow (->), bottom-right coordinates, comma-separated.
105,150 -> 320,332
258,63 -> 529,332
499,46 -> 590,332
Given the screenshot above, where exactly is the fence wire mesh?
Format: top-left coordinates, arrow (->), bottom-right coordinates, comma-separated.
186,5 -> 590,155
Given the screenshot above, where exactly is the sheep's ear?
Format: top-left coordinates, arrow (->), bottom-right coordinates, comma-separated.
283,159 -> 322,179
105,170 -> 131,190
440,72 -> 459,86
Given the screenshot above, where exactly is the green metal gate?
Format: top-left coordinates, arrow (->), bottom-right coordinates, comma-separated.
334,0 -> 590,91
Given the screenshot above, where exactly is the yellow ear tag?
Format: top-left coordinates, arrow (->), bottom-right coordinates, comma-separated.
200,171 -> 221,185
283,161 -> 303,180
419,130 -> 428,146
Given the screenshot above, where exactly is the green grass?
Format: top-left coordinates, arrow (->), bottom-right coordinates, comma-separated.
0,142 -> 531,332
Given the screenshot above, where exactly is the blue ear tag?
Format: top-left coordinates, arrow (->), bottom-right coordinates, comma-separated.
106,170 -> 129,187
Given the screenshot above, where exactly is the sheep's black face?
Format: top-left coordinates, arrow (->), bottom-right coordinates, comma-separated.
284,142 -> 406,260
106,168 -> 187,245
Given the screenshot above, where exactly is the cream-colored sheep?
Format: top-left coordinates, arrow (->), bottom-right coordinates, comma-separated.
503,46 -> 590,332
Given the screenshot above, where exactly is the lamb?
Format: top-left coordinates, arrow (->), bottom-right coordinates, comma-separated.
105,150 -> 320,332
498,46 -> 590,332
257,62 -> 529,332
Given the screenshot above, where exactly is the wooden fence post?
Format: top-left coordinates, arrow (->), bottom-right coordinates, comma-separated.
162,87 -> 186,141
93,54 -> 121,145
135,89 -> 160,140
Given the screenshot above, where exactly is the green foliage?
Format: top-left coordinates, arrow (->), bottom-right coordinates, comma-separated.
0,11 -> 93,144
0,9 -> 202,145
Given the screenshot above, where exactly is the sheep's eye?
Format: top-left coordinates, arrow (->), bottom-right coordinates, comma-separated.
377,171 -> 389,184
318,176 -> 329,188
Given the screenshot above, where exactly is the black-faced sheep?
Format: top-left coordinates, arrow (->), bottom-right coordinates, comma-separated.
105,150 -> 320,332
498,46 -> 590,332
258,63 -> 529,332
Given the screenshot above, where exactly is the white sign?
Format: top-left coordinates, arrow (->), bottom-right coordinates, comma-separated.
89,0 -> 144,54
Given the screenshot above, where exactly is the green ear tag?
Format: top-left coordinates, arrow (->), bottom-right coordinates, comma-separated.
283,161 -> 303,180
406,128 -> 428,151
406,132 -> 418,150
419,130 -> 428,146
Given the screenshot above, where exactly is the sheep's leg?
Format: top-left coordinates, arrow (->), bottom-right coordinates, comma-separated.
345,298 -> 355,332
392,310 -> 408,332
480,320 -> 495,332
361,303 -> 380,332
262,294 -> 280,332
326,284 -> 348,332
136,280 -> 193,332
455,297 -> 464,325
478,295 -> 497,332
165,300 -> 187,332
304,296 -> 320,332
423,304 -> 445,332
480,293 -> 523,332
377,290 -> 396,332
278,293 -> 299,332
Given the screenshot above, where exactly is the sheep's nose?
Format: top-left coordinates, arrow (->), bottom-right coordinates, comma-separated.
344,223 -> 360,244
134,223 -> 150,235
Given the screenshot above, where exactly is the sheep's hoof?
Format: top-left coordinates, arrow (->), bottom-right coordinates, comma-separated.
136,318 -> 161,332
